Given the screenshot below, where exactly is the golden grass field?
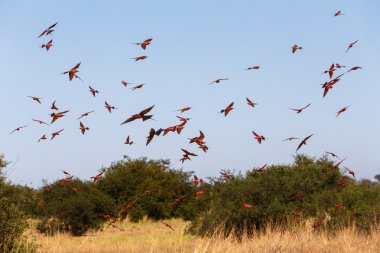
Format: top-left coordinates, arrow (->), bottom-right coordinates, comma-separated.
15,219 -> 379,253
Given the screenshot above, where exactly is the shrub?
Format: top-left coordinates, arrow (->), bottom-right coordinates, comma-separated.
37,179 -> 116,236
187,155 -> 380,238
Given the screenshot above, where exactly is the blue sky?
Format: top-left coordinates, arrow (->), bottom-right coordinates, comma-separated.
1,1 -> 379,187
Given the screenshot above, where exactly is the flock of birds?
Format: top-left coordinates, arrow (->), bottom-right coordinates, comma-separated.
9,9 -> 363,232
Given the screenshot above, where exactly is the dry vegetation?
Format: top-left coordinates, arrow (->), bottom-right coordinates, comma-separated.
20,219 -> 379,253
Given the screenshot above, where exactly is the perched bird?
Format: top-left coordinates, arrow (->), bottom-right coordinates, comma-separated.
346,40 -> 358,53
28,96 -> 42,104
124,136 -> 134,145
292,44 -> 303,53
51,129 -> 64,140
336,105 -> 350,117
89,86 -> 99,97
121,105 -> 155,125
105,101 -> 117,113
246,98 -> 258,108
252,131 -> 265,144
50,110 -> 69,124
289,103 -> 311,114
61,63 -> 82,81
132,38 -> 153,50
296,134 -> 313,151
51,101 -> 59,111
77,110 -> 95,120
9,125 -> 28,134
242,200 -> 256,210
220,102 -> 234,117
209,78 -> 228,85
131,56 -> 148,61
37,22 -> 58,38
40,39 -> 53,51
79,122 -> 89,135
291,209 -> 304,220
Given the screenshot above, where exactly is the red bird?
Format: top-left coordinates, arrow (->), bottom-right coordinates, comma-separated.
89,86 -> 99,97
291,209 -> 304,220
195,190 -> 205,199
9,125 -> 28,134
246,98 -> 258,108
220,102 -> 234,117
91,171 -> 104,183
77,110 -> 95,120
209,78 -> 228,85
124,136 -> 134,145
121,81 -> 133,87
37,22 -> 58,38
282,137 -> 299,142
336,105 -> 350,117
105,101 -> 117,113
242,200 -> 256,209
131,83 -> 146,90
346,66 -> 362,73
220,171 -> 233,180
245,66 -> 260,70
193,175 -> 200,188
131,56 -> 148,61
256,164 -> 267,173
289,103 -> 311,114
32,119 -> 50,126
334,10 -> 343,17
252,131 -> 265,144
51,129 -> 64,140
120,105 -> 155,125
325,151 -> 342,160
335,203 -> 343,211
79,122 -> 89,135
28,96 -> 42,104
132,38 -> 153,50
62,62 -> 82,81
51,101 -> 59,111
70,186 -> 79,194
38,134 -> 47,143
333,158 -> 346,169
292,44 -> 303,53
346,40 -> 358,53
322,64 -> 336,79
291,193 -> 305,200
61,170 -> 71,177
146,128 -> 164,146
313,220 -> 323,232
40,39 -> 53,51
181,149 -> 197,157
50,110 -> 69,124
296,134 -> 313,151
59,175 -> 73,185
176,107 -> 191,113
172,194 -> 187,205
160,221 -> 174,231
344,167 -> 357,180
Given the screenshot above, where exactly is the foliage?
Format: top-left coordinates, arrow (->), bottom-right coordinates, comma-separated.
37,179 -> 116,236
187,155 -> 380,238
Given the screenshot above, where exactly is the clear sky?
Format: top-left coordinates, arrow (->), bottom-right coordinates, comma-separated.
1,1 -> 379,187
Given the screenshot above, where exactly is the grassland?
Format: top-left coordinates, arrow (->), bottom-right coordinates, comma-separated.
17,219 -> 379,253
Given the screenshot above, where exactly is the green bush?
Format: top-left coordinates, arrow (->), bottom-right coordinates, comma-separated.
187,155 -> 380,238
37,179 -> 116,236
96,157 -> 209,222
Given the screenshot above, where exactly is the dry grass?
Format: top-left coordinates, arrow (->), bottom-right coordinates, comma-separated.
23,219 -> 380,253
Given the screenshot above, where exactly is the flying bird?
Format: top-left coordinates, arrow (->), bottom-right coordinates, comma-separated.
282,137 -> 299,142
344,167 -> 357,180
89,86 -> 99,97
346,66 -> 362,73
346,40 -> 358,53
334,11 -> 343,17
9,125 -> 28,134
336,105 -> 350,117
292,44 -> 303,53
132,38 -> 153,50
50,110 -> 69,124
38,135 -> 47,143
146,128 -> 163,146
62,63 -> 82,81
176,107 -> 191,113
245,66 -> 260,71
256,164 -> 267,173
325,152 -> 342,160
220,102 -> 234,117
32,119 -> 50,126
51,129 -> 64,140
37,22 -> 58,38
289,103 -> 311,114
51,101 -> 59,111
131,83 -> 146,90
120,105 -> 155,125
209,78 -> 228,85
121,81 -> 133,87
131,56 -> 148,61
28,96 -> 42,104
79,122 -> 89,135
124,136 -> 134,145
296,134 -> 313,152
77,110 -> 95,120
40,39 -> 53,51
105,102 -> 117,113
252,131 -> 266,144
246,98 -> 258,108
